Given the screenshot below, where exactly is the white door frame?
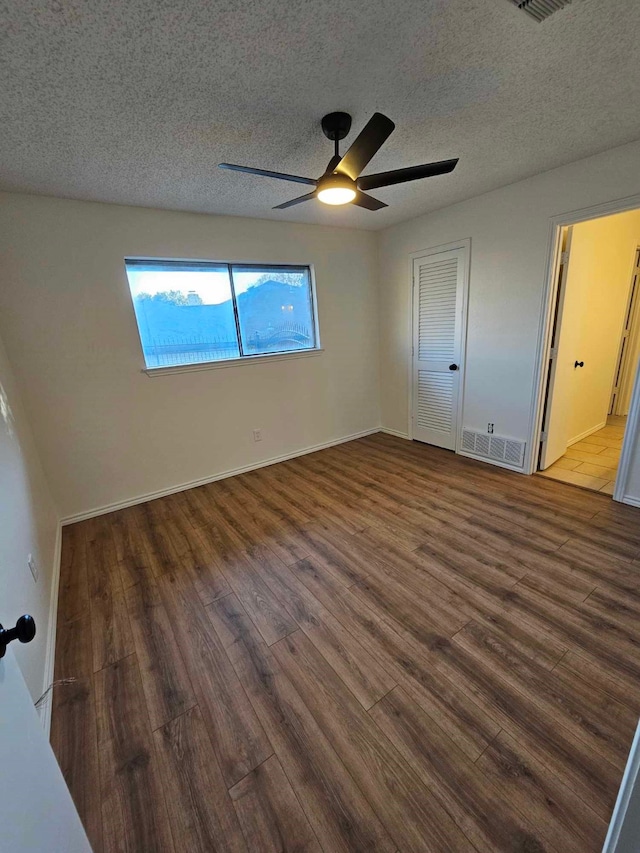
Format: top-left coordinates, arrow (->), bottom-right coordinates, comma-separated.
612,246 -> 640,417
407,238 -> 471,447
528,193 -> 640,503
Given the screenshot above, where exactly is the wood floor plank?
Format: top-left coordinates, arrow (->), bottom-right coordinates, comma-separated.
370,686 -> 549,853
51,677 -> 103,853
135,505 -> 186,574
52,434 -> 640,852
476,729 -> 608,853
229,755 -> 322,853
290,556 -> 502,762
454,620 -> 633,770
272,630 -> 480,852
296,523 -> 376,587
154,706 -> 248,853
248,545 -> 396,709
84,516 -> 120,571
124,577 -> 197,730
208,594 -> 397,853
556,649 -> 640,715
177,484 -> 218,529
158,569 -> 273,787
210,543 -> 297,646
54,611 -> 94,681
109,508 -> 156,589
394,542 -> 568,669
94,654 -> 175,852
177,525 -> 231,605
401,626 -> 620,820
86,537 -> 134,673
57,522 -> 89,625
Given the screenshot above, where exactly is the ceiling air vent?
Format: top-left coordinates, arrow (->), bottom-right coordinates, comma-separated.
512,0 -> 573,22
461,429 -> 526,470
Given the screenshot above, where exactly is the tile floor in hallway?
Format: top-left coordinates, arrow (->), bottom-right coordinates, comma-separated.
539,415 -> 626,494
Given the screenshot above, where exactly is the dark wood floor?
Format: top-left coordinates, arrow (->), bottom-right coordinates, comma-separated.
50,433 -> 640,852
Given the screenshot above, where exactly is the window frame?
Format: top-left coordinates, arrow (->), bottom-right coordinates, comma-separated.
124,257 -> 322,375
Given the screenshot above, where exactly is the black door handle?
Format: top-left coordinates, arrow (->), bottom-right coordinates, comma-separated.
0,615 -> 36,659
449,364 -> 459,371
575,360 -> 584,368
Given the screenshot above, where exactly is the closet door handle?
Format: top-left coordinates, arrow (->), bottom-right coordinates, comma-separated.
575,360 -> 584,368
449,364 -> 459,371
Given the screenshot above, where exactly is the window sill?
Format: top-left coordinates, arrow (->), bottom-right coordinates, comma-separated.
142,347 -> 324,377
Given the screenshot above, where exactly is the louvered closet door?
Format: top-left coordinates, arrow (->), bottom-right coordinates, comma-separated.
412,247 -> 466,450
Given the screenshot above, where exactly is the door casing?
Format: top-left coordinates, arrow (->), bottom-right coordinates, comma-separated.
408,238 -> 471,450
529,193 -> 640,504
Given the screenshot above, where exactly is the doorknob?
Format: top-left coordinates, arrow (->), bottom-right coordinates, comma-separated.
449,364 -> 459,371
575,360 -> 584,368
0,615 -> 36,659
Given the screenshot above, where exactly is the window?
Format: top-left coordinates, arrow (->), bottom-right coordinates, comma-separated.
125,259 -> 318,370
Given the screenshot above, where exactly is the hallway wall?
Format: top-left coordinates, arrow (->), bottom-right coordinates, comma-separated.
562,210 -> 640,446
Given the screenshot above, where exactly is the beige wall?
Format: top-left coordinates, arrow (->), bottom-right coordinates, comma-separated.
0,195 -> 379,519
561,211 -> 640,444
0,331 -> 59,702
377,139 -> 640,491
3,139 -> 640,535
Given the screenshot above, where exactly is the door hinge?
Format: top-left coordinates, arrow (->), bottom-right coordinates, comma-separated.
549,346 -> 557,359
561,251 -> 569,264
540,430 -> 548,442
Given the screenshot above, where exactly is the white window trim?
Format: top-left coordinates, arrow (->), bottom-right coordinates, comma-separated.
142,346 -> 324,377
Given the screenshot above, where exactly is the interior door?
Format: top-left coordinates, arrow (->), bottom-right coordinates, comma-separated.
0,646 -> 91,852
412,245 -> 467,450
540,227 -> 576,469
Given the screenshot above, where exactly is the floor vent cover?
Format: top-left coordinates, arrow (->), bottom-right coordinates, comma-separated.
461,429 -> 526,469
512,0 -> 573,22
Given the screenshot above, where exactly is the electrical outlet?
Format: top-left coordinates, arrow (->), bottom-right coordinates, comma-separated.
487,423 -> 494,434
253,428 -> 262,442
28,554 -> 38,583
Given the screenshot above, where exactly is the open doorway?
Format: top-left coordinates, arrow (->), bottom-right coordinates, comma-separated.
537,208 -> 640,494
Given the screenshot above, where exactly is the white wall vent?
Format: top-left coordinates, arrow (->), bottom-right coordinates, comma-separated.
461,429 -> 526,469
511,0 -> 573,22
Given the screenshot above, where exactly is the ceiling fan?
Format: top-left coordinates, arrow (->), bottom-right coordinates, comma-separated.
219,112 -> 458,211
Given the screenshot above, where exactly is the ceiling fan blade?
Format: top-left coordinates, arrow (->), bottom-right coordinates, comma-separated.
219,163 -> 317,186
273,191 -> 317,210
334,113 -> 395,181
357,158 -> 459,191
352,191 -> 388,211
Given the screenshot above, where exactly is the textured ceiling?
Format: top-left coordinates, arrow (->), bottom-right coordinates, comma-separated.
1,0 -> 639,230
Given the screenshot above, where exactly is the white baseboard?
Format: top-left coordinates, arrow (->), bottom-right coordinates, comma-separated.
457,448 -> 525,474
39,520 -> 63,737
380,427 -> 411,440
621,495 -> 640,508
568,420 -> 607,447
61,427 -> 381,525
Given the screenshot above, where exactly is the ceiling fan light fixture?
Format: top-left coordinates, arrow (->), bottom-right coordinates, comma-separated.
316,174 -> 356,206
221,112 -> 458,212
